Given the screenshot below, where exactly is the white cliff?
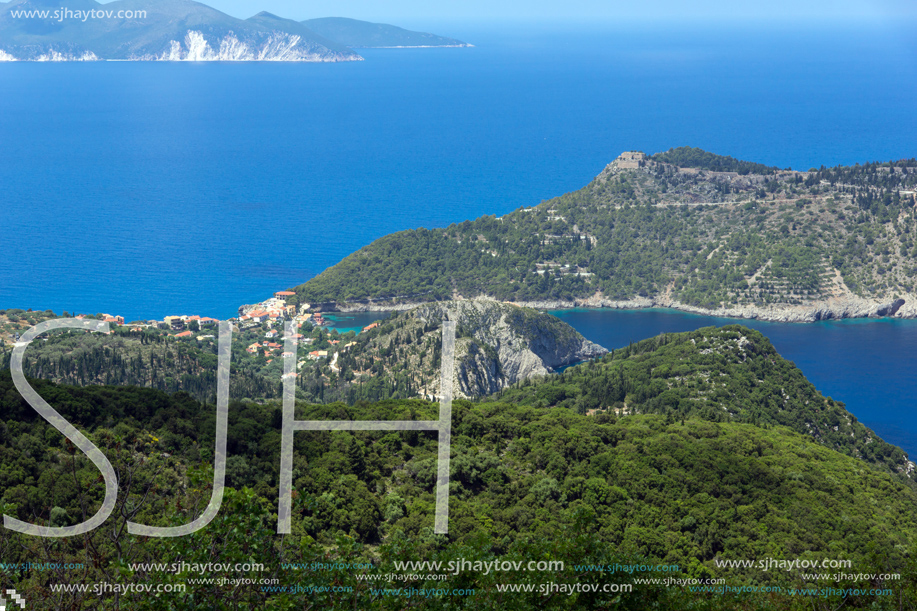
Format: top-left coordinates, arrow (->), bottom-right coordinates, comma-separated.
152,30 -> 361,62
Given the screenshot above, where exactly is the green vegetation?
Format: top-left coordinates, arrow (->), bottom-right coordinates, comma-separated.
343,300 -> 602,399
650,146 -> 782,175
1,367 -> 916,608
1,300 -> 602,404
0,313 -> 358,404
0,316 -> 286,403
490,325 -> 909,475
290,149 -> 917,312
2,324 -> 917,608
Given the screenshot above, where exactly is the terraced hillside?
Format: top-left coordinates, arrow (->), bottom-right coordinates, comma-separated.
291,147 -> 917,321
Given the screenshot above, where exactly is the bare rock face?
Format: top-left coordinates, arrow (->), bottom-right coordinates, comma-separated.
381,298 -> 607,398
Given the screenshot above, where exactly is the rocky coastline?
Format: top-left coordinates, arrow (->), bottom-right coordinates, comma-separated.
368,299 -> 607,398
310,292 -> 916,323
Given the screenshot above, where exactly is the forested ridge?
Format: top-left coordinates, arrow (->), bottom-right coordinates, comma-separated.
1,325 -> 916,609
2,374 -> 916,609
489,325 -> 910,477
291,148 -> 917,313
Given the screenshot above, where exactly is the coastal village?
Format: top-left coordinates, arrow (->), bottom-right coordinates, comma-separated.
137,291 -> 373,376
0,292 -> 381,397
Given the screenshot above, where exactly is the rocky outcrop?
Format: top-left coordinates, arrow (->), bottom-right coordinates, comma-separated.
364,298 -> 607,398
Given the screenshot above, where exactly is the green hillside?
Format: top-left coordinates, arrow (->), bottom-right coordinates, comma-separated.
2,324 -> 917,608
290,149 -> 917,316
2,372 -> 917,609
302,17 -> 469,47
0,300 -> 603,404
489,325 -> 910,476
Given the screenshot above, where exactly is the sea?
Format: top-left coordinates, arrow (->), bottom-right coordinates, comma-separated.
2,21 -> 916,452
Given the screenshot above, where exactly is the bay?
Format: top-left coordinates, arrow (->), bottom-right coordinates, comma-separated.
1,23 -> 916,322
2,22 -> 916,454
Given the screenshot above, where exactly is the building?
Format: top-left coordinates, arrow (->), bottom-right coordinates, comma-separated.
246,311 -> 269,323
164,316 -> 186,330
173,330 -> 192,338
615,151 -> 646,169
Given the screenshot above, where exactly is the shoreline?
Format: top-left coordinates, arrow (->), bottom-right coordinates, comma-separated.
315,292 -> 916,324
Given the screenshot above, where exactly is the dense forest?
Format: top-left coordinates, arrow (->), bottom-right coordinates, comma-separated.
2,376 -> 916,609
651,146 -> 783,175
290,148 -> 917,312
489,325 -> 910,476
2,325 -> 916,609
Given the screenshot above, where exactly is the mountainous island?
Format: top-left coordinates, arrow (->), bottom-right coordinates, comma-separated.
291,147 -> 917,322
0,0 -> 468,60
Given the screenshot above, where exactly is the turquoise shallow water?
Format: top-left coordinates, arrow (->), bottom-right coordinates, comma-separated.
319,312 -> 393,335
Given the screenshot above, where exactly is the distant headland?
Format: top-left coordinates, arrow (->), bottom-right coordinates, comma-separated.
0,1 -> 470,61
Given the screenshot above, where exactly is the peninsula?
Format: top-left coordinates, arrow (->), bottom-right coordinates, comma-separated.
0,0 -> 469,61
290,147 -> 917,322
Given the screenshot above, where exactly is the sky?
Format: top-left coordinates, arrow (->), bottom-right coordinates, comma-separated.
162,0 -> 917,26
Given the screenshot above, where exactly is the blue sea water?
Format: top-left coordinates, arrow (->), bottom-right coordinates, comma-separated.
2,23 -> 916,321
1,22 -> 916,450
319,311 -> 393,335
